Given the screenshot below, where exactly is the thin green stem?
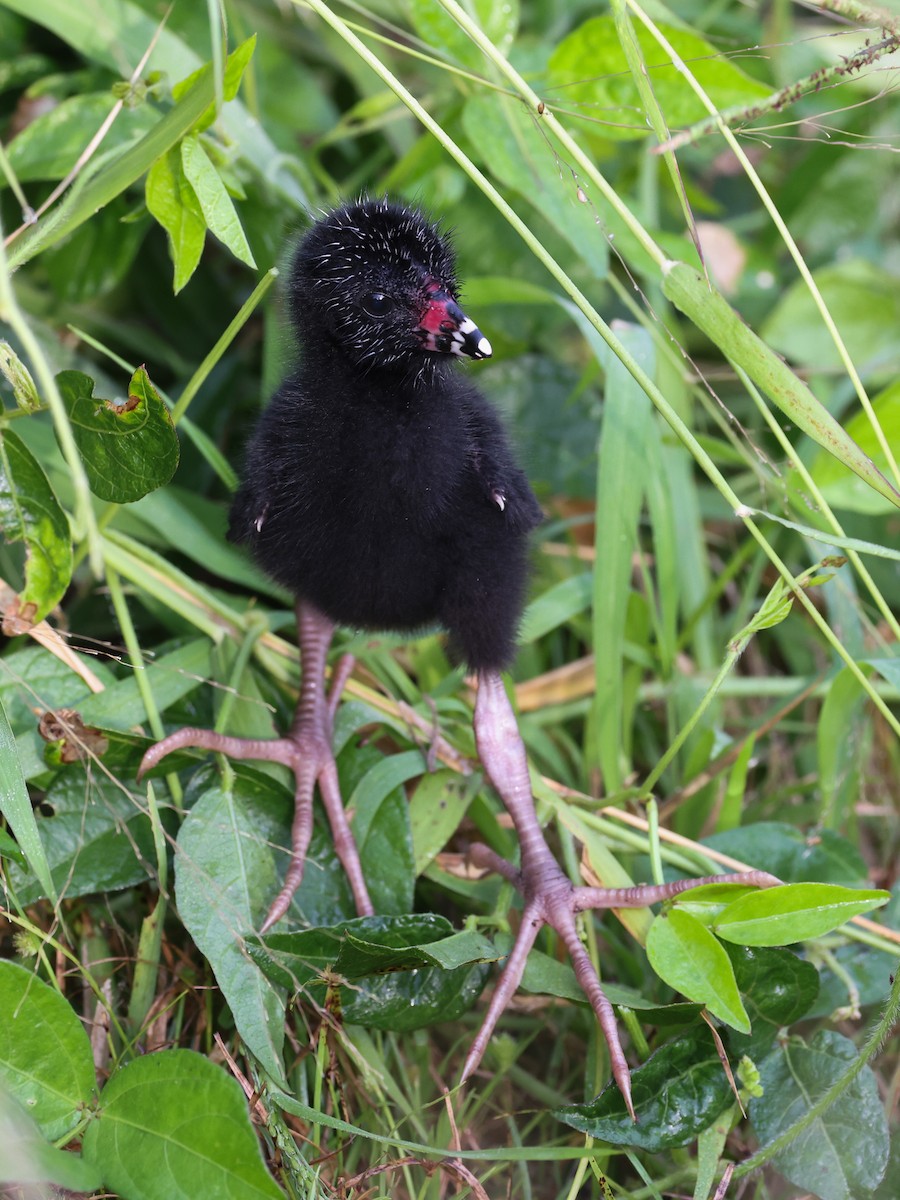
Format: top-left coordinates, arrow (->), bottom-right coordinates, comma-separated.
105,564 -> 183,808
0,217 -> 102,574
171,267 -> 279,423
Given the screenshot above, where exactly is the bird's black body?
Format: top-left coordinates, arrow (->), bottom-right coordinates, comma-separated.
229,198 -> 542,671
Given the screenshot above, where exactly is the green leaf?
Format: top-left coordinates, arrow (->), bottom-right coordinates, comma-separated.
43,199 -> 147,303
180,136 -> 256,268
726,944 -> 820,1060
809,378 -> 900,514
0,960 -> 96,1141
662,260 -> 900,511
408,768 -> 480,874
0,696 -> 57,904
715,883 -> 889,946
705,822 -> 869,885
173,34 -> 258,134
6,763 -> 162,904
145,146 -> 206,292
0,1093 -> 102,1191
647,908 -> 750,1032
762,259 -> 900,376
589,324 -> 654,792
345,745 -> 418,915
0,643 -> 115,733
7,62 -> 217,270
461,94 -> 607,280
749,1032 -> 889,1200
79,638 -> 210,730
335,923 -> 498,977
0,427 -> 72,623
407,0 -> 518,70
3,92 -> 156,182
519,573 -> 593,642
250,915 -> 490,1033
176,782 -> 287,1085
0,1 -> 306,210
57,367 -> 179,502
549,16 -> 769,142
81,1050 -> 283,1200
555,1027 -> 732,1150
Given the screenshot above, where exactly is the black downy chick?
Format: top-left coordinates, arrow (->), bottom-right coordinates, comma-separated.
140,199 -> 775,1115
228,197 -> 542,674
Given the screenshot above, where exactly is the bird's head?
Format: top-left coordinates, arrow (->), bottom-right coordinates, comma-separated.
291,197 -> 492,371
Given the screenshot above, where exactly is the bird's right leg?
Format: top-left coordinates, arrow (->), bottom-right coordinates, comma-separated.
137,600 -> 373,929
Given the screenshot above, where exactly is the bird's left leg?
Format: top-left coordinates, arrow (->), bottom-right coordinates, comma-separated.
137,600 -> 373,930
466,671 -> 778,1118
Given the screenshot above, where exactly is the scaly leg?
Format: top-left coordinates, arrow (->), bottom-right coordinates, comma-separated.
137,600 -> 373,930
467,671 -> 778,1119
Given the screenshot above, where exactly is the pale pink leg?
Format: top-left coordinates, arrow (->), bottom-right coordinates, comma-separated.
138,600 -> 373,929
468,671 -> 778,1119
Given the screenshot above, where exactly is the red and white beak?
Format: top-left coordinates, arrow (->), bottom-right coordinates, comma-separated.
417,285 -> 492,360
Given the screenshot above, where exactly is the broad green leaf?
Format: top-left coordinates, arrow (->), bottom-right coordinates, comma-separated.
0,1093 -> 102,1191
0,428 -> 72,622
407,0 -> 518,70
3,92 -> 156,182
715,883 -> 889,946
81,1050 -> 283,1200
7,63 -> 217,270
335,923 -> 498,977
662,260 -> 900,510
749,1032 -> 889,1200
6,764 -> 161,905
0,960 -> 95,1141
519,573 -> 592,642
589,324 -> 654,792
176,783 -> 287,1085
57,367 -> 179,502
0,643 -> 115,733
79,638 -> 210,730
763,259 -> 900,375
345,746 -> 418,915
409,768 -> 480,873
647,908 -> 750,1032
0,696 -> 57,904
818,668 -> 868,828
809,378 -> 900,514
173,34 -> 258,134
726,944 -> 820,1060
704,822 -> 868,885
250,915 -> 490,1032
0,1 -> 305,209
462,94 -> 607,279
145,146 -> 206,292
549,16 -> 769,142
556,1027 -> 731,1150
181,136 -> 256,268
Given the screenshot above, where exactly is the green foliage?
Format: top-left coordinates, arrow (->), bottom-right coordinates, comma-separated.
58,367 -> 179,502
1,0 -> 899,1197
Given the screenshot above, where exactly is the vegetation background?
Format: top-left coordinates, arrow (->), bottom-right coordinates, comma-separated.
0,1 -> 899,1197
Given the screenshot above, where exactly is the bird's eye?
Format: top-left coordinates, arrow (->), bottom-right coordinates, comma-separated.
360,291 -> 394,317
